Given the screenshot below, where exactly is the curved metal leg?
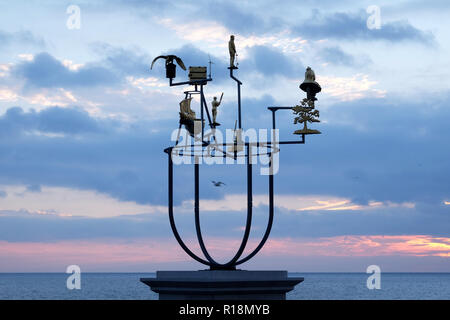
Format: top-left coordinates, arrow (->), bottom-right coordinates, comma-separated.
235,156 -> 274,266
193,146 -> 253,269
167,147 -> 273,270
222,144 -> 252,267
167,149 -> 212,266
194,160 -> 221,266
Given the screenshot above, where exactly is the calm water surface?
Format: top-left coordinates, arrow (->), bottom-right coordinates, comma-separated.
0,273 -> 449,300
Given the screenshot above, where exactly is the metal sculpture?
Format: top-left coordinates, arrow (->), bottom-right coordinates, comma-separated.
211,93 -> 224,126
151,36 -> 321,270
150,55 -> 186,79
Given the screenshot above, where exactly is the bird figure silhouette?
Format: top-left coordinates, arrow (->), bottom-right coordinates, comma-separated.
150,55 -> 186,70
211,180 -> 226,187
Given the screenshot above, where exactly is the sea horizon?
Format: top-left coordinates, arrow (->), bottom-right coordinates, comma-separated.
1,271 -> 449,274
1,272 -> 449,300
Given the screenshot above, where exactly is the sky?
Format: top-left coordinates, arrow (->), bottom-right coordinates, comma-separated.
0,0 -> 449,272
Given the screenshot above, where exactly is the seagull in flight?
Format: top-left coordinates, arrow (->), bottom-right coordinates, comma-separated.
211,181 -> 226,187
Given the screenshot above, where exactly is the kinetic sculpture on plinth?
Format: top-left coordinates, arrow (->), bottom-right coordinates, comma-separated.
141,36 -> 322,300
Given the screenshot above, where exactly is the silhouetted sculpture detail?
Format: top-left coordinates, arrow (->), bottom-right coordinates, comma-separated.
294,67 -> 322,134
211,93 -> 224,126
151,55 -> 186,79
179,97 -> 201,136
179,97 -> 195,120
299,66 -> 321,101
228,35 -> 237,68
228,120 -> 244,153
147,43 -> 322,276
305,66 -> 315,82
293,98 -> 321,135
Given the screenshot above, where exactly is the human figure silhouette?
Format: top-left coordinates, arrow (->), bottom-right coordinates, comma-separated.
228,35 -> 237,68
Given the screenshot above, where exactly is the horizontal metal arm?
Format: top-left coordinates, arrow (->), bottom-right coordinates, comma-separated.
170,78 -> 213,87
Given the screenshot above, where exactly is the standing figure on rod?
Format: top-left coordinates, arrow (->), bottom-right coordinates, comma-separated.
228,35 -> 237,69
211,93 -> 224,127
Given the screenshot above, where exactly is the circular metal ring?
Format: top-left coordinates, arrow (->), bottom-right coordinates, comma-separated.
168,142 -> 280,159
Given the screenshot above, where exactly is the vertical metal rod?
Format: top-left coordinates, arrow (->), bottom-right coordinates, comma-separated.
237,82 -> 242,129
175,122 -> 182,146
201,93 -> 213,126
200,92 -> 218,146
229,68 -> 243,129
200,86 -> 204,140
272,110 -> 276,130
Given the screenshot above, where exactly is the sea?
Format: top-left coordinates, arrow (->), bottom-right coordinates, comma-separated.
0,273 -> 449,300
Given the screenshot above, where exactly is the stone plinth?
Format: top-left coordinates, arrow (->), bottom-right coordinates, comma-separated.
141,270 -> 303,300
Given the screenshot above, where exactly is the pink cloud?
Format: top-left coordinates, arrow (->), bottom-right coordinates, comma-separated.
0,238 -> 190,271
0,235 -> 448,272
262,235 -> 450,257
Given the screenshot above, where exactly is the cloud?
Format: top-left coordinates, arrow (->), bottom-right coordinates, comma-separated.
0,210 -> 168,241
0,238 -> 190,272
36,106 -> 101,134
317,73 -> 385,101
0,234 -> 448,272
199,1 -> 283,35
0,30 -> 45,49
0,106 -> 169,205
108,0 -> 172,12
157,18 -> 229,45
2,47 -> 187,119
293,10 -> 434,43
263,235 -> 450,258
0,191 -> 447,242
0,91 -> 450,216
0,88 -> 18,102
158,18 -> 307,56
158,43 -> 304,82
91,43 -> 152,78
318,46 -> 371,67
190,194 -> 413,212
274,94 -> 450,208
25,184 -> 41,193
14,52 -> 119,88
13,46 -> 158,90
244,45 -> 304,78
388,0 -> 450,14
0,106 -> 101,136
22,88 -> 80,108
0,185 -> 161,218
154,1 -> 282,36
